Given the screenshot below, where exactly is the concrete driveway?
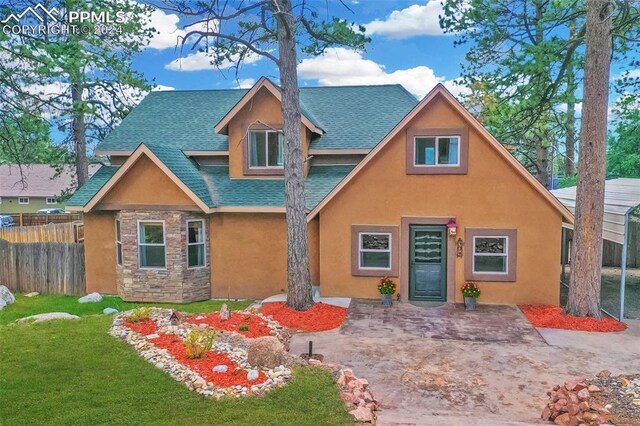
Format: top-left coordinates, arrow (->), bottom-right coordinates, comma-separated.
290,299 -> 640,425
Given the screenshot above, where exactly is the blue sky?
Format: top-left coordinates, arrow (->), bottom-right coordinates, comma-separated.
134,0 -> 468,98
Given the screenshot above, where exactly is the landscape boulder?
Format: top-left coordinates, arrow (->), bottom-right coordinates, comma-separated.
0,298 -> 6,311
247,336 -> 286,369
0,285 -> 15,305
103,308 -> 119,315
24,292 -> 39,298
15,312 -> 80,323
78,292 -> 102,303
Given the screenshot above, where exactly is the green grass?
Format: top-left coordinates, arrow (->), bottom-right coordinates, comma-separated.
0,316 -> 351,425
0,294 -> 253,326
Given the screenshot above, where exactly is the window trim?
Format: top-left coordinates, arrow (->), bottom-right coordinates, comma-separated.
464,228 -> 517,282
243,124 -> 285,176
186,219 -> 206,269
406,128 -> 469,175
137,220 -> 167,270
18,197 -> 29,205
351,225 -> 399,277
413,135 -> 461,168
115,219 -> 123,266
46,197 -> 57,205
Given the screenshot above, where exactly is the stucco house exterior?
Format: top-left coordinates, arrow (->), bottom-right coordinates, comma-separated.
68,78 -> 573,305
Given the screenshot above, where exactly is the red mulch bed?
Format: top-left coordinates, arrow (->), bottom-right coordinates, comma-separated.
260,302 -> 347,332
185,312 -> 272,338
149,333 -> 267,387
123,319 -> 158,336
519,305 -> 627,332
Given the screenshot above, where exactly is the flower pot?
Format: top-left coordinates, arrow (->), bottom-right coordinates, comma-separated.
464,296 -> 478,311
380,293 -> 393,307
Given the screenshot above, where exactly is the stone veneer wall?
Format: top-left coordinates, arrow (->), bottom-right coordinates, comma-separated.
116,210 -> 210,302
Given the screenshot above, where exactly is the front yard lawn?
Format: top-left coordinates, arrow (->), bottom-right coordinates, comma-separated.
0,294 -> 252,326
0,314 -> 351,425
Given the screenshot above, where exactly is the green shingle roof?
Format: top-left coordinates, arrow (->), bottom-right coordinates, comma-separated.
300,85 -> 417,150
79,82 -> 416,210
68,146 -> 353,210
202,165 -> 354,209
67,166 -> 117,206
96,84 -> 417,152
97,89 -> 246,152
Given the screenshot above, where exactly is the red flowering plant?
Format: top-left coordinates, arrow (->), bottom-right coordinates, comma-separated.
461,282 -> 480,298
378,277 -> 397,295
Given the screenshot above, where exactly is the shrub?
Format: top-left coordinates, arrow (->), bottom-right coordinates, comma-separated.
239,325 -> 249,332
378,276 -> 397,294
461,282 -> 481,298
126,307 -> 152,323
184,328 -> 217,359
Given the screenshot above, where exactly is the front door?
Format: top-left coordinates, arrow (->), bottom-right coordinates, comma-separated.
409,225 -> 447,301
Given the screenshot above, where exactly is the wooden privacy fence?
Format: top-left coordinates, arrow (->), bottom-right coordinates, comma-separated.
0,239 -> 85,295
0,222 -> 82,243
8,213 -> 81,227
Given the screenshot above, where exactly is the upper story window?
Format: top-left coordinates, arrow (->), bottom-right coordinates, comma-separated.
18,197 -> 29,204
249,130 -> 283,169
415,136 -> 460,167
46,197 -> 57,205
406,128 -> 469,175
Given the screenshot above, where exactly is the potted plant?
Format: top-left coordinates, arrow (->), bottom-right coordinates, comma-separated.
461,281 -> 480,311
378,277 -> 396,307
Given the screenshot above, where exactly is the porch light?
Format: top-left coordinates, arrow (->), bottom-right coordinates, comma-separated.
447,218 -> 457,237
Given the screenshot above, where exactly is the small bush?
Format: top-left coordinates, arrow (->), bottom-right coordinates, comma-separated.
239,325 -> 249,332
126,307 -> 152,323
184,328 -> 217,359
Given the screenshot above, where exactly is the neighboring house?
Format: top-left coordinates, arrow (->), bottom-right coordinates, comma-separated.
68,78 -> 573,305
0,164 -> 100,214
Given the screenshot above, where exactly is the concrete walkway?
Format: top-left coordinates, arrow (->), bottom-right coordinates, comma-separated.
290,299 -> 640,425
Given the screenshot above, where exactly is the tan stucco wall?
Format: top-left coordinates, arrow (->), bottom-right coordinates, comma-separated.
84,211 -> 117,294
318,94 -> 562,305
227,87 -> 309,179
100,155 -> 196,206
210,213 -> 320,299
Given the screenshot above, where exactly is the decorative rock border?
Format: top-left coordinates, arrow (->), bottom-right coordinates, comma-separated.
110,308 -> 293,399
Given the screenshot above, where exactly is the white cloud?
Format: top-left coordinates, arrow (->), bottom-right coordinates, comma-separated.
152,84 -> 175,91
298,47 -> 465,99
364,1 -> 447,39
165,50 -> 262,72
146,8 -> 217,50
558,102 -> 583,114
235,78 -> 256,89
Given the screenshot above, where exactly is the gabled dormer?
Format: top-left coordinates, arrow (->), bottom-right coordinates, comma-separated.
214,77 -> 324,179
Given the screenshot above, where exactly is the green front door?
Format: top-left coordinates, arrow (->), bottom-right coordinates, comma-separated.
409,225 -> 447,301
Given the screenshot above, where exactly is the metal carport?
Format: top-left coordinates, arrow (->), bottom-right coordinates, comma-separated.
552,178 -> 640,320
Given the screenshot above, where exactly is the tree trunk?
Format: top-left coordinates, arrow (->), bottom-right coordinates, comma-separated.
534,134 -> 549,187
71,82 -> 88,187
564,23 -> 577,178
274,0 -> 313,311
566,0 -> 612,318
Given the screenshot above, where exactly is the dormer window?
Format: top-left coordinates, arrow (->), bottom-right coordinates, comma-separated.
249,130 -> 283,168
406,128 -> 469,175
